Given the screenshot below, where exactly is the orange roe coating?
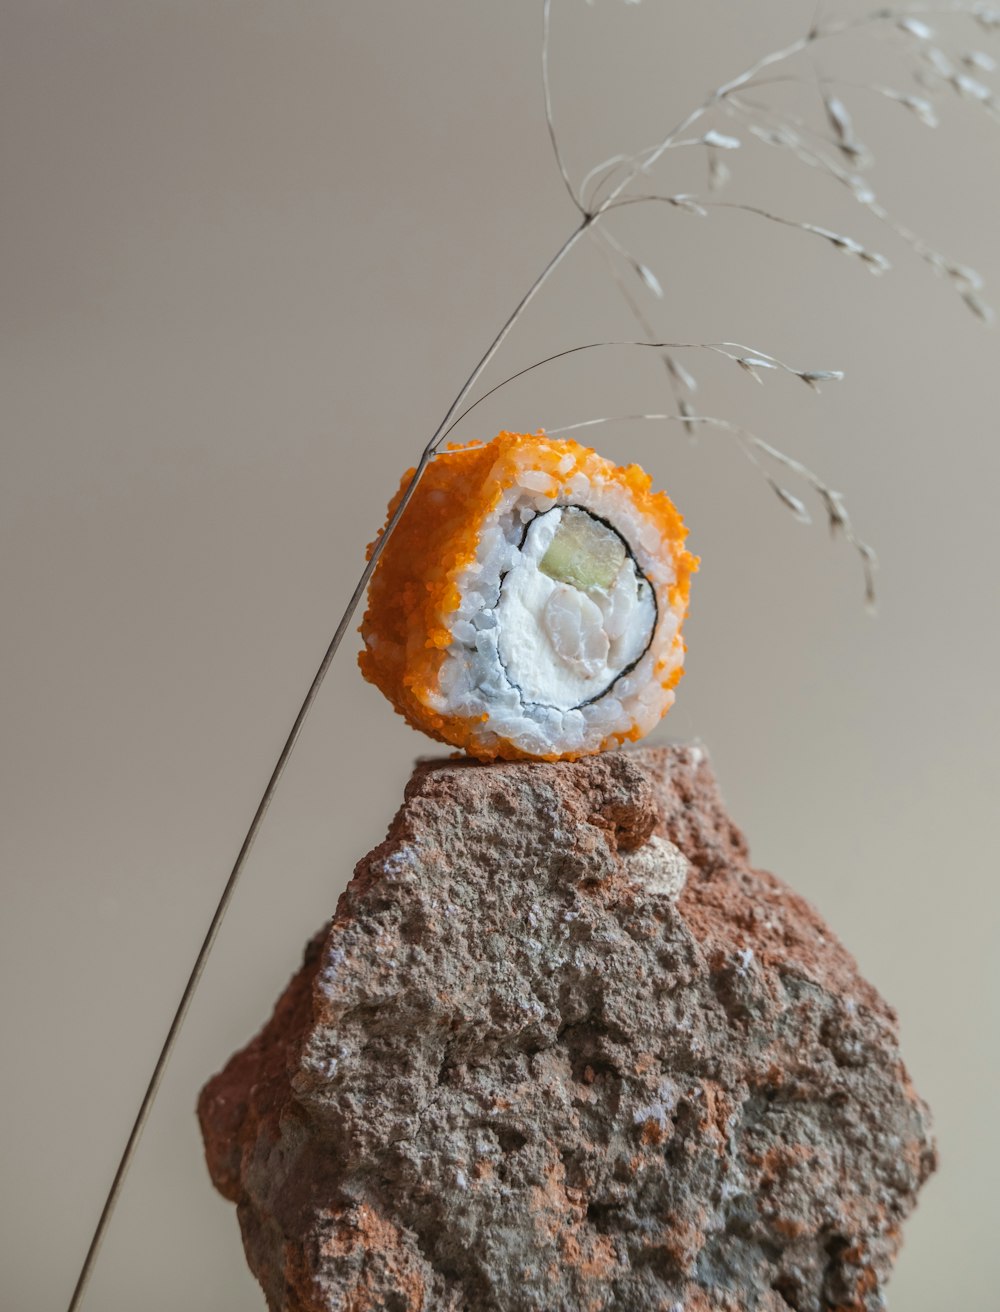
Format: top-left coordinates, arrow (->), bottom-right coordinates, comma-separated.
358,431 -> 697,761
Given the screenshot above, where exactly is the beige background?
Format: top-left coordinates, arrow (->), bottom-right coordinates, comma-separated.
2,2 -> 998,1308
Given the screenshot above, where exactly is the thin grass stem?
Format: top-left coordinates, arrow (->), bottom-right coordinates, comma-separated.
64,215 -> 591,1312
543,0 -> 586,214
67,0 -> 1000,1298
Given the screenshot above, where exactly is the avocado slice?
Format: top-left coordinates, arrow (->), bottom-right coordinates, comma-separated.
539,507 -> 627,593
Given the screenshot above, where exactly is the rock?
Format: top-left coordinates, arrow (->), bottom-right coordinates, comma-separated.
198,745 -> 935,1312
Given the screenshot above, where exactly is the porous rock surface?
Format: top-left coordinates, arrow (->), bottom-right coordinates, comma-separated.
199,746 -> 934,1312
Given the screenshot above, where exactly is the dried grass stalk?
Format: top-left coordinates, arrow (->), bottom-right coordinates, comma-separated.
67,6 -> 997,1305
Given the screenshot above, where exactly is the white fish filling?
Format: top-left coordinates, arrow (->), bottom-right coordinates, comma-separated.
496,507 -> 656,709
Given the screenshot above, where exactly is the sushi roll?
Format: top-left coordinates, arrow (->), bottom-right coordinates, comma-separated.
359,431 -> 697,761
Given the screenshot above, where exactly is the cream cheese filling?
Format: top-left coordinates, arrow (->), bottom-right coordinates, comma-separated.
495,506 -> 656,710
